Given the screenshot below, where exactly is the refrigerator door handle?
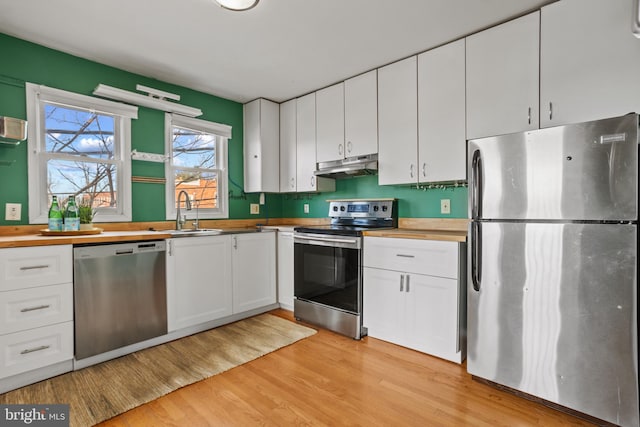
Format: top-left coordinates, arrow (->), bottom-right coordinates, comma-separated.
471,149 -> 483,219
471,222 -> 482,292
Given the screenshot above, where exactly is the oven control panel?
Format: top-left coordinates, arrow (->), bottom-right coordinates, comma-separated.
328,200 -> 394,219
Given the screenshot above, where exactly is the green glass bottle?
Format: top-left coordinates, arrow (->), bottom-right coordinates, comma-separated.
64,197 -> 80,231
48,195 -> 63,231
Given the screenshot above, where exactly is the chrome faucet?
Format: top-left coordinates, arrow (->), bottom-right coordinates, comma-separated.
176,190 -> 192,230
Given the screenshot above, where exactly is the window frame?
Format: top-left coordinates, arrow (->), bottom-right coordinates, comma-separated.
26,83 -> 138,224
165,113 -> 231,221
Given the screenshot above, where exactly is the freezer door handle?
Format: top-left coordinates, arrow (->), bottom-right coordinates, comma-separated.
471,222 -> 482,292
471,149 -> 483,219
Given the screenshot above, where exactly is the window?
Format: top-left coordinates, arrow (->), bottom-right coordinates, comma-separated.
26,83 -> 137,223
165,114 -> 231,221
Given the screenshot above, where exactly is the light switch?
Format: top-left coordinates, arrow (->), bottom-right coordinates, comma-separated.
303,204 -> 310,214
250,204 -> 260,215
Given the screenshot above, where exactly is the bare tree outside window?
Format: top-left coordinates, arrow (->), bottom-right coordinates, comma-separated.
44,103 -> 118,211
172,125 -> 219,209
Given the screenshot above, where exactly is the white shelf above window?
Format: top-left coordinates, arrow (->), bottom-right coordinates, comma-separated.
93,84 -> 202,117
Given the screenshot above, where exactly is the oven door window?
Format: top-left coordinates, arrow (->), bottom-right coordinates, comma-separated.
294,243 -> 360,314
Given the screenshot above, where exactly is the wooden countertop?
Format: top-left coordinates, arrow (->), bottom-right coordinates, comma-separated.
0,218 -> 469,247
365,218 -> 469,242
363,228 -> 467,242
0,230 -> 172,248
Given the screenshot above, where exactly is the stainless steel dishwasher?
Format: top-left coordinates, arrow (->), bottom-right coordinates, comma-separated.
73,240 -> 167,360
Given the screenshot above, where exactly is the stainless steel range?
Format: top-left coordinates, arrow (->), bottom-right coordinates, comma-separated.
293,199 -> 397,339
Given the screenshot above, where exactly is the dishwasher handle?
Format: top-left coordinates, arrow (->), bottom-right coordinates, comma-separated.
74,240 -> 166,260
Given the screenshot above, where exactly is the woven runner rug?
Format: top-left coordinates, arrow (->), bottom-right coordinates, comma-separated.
0,314 -> 316,426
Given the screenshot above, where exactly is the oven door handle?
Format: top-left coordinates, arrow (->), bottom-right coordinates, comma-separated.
294,234 -> 360,245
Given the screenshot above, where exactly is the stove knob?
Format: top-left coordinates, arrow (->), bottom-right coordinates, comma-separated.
373,205 -> 379,212
382,205 -> 388,212
332,206 -> 339,212
340,206 -> 346,212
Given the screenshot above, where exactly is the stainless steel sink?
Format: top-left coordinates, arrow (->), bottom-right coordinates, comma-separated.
165,228 -> 223,237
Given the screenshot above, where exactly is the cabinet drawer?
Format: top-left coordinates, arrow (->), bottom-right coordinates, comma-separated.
0,283 -> 73,335
0,245 -> 72,291
0,322 -> 73,378
364,237 -> 459,278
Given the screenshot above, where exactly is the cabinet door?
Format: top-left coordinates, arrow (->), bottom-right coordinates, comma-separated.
378,56 -> 418,185
232,233 -> 276,313
243,99 -> 279,193
541,0 -> 640,127
363,267 -> 405,345
279,99 -> 297,192
404,274 -> 460,362
418,39 -> 466,183
345,70 -> 378,158
466,12 -> 540,139
166,236 -> 233,331
296,93 -> 335,193
277,231 -> 294,310
296,93 -> 318,192
316,83 -> 345,163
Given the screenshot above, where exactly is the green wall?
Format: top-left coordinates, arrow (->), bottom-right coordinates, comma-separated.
278,175 -> 467,220
0,32 -> 264,225
0,33 -> 467,226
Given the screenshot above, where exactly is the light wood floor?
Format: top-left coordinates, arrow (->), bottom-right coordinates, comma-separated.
98,310 -> 594,426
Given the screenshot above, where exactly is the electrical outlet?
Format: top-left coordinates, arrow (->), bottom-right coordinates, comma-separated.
5,203 -> 21,221
303,204 -> 310,214
440,199 -> 451,215
250,204 -> 260,215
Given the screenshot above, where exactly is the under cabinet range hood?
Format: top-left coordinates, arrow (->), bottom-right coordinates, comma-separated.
315,154 -> 378,179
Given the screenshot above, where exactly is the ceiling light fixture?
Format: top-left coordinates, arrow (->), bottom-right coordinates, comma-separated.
214,0 -> 259,11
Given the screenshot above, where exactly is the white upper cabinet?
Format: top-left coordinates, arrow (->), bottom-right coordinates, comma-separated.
417,39 -> 466,183
378,56 -> 418,185
466,12 -> 540,139
316,82 -> 345,163
296,93 -> 336,193
296,93 -> 317,192
243,98 -> 279,193
279,99 -> 297,192
344,70 -> 378,158
540,0 -> 640,127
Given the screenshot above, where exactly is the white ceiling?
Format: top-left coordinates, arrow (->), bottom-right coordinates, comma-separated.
0,0 -> 555,104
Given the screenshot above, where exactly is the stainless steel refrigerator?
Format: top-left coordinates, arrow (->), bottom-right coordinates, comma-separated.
467,113 -> 639,426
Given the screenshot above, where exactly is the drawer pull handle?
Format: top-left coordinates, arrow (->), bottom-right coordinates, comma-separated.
396,254 -> 415,258
406,274 -> 410,293
400,274 -> 404,292
19,264 -> 50,271
20,304 -> 51,313
20,345 -> 50,355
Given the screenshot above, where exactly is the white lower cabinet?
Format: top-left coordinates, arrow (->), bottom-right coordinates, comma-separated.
0,322 -> 74,379
166,235 -> 233,332
276,231 -> 294,310
167,232 -> 277,333
0,245 -> 74,391
0,283 -> 73,335
232,232 -> 277,313
363,237 -> 465,363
